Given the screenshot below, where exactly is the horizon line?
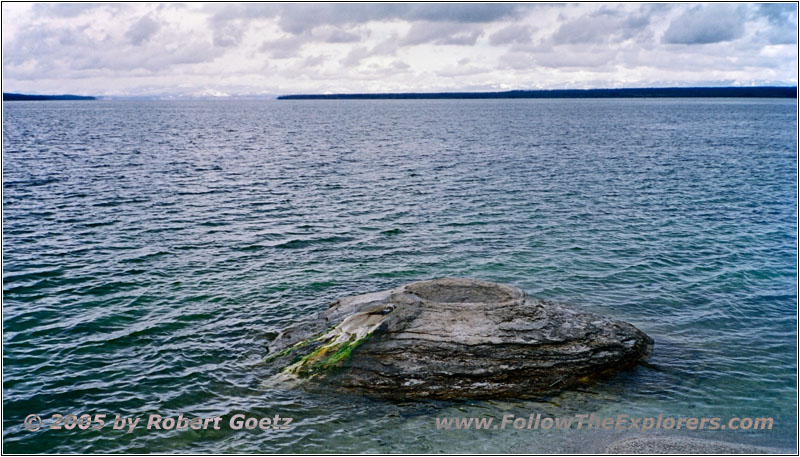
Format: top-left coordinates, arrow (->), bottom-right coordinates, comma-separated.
277,86 -> 797,100
4,85 -> 798,101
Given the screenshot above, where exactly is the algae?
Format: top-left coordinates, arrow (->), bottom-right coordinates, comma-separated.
285,332 -> 372,377
263,326 -> 335,364
266,303 -> 392,385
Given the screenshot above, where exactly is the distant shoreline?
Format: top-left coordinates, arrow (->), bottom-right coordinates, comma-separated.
3,93 -> 96,101
278,86 -> 797,100
4,87 -> 796,102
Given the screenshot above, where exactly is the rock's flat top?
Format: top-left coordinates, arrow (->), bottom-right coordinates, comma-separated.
265,278 -> 653,400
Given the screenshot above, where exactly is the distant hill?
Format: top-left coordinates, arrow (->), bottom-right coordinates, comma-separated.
278,86 -> 797,100
3,93 -> 96,101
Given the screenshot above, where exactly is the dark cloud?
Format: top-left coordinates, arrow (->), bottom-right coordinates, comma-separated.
402,22 -> 482,46
405,4 -> 525,23
263,3 -> 527,35
757,3 -> 797,26
754,3 -> 797,45
325,29 -> 362,43
275,4 -> 402,35
662,4 -> 745,45
259,35 -> 307,59
126,16 -> 161,46
370,37 -> 399,56
438,31 -> 482,46
206,4 -> 279,47
360,59 -> 413,78
340,46 -> 369,67
758,27 -> 797,46
489,25 -> 534,45
622,13 -> 650,32
338,36 -> 399,67
552,7 -> 650,44
301,55 -> 326,67
552,16 -> 604,44
391,60 -> 410,70
259,27 -> 366,59
207,3 -> 280,23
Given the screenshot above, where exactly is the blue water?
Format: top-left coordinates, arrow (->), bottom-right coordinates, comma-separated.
3,98 -> 797,453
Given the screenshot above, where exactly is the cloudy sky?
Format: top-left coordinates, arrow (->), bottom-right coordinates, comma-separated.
2,2 -> 797,97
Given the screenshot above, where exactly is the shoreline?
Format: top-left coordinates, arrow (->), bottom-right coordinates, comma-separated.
277,86 -> 797,100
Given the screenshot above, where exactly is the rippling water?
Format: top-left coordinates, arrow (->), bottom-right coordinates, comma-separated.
3,98 -> 797,453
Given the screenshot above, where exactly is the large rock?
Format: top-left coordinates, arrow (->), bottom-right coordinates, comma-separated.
264,278 -> 653,400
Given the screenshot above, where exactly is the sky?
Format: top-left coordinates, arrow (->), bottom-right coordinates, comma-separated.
1,2 -> 797,97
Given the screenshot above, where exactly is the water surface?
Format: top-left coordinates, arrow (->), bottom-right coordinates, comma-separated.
3,98 -> 797,452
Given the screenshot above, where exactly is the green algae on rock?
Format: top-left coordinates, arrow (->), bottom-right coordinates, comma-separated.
264,278 -> 653,400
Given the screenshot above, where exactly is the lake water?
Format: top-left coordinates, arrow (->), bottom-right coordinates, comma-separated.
3,98 -> 797,453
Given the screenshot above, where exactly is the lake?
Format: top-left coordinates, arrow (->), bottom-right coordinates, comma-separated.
3,98 -> 797,452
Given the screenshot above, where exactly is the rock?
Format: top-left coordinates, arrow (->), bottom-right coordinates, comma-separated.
264,278 -> 653,400
605,436 -> 786,454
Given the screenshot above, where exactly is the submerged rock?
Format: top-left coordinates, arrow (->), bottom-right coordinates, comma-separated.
265,278 -> 652,400
605,436 -> 785,454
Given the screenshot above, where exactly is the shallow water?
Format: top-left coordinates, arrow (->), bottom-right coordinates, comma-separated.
3,98 -> 797,452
